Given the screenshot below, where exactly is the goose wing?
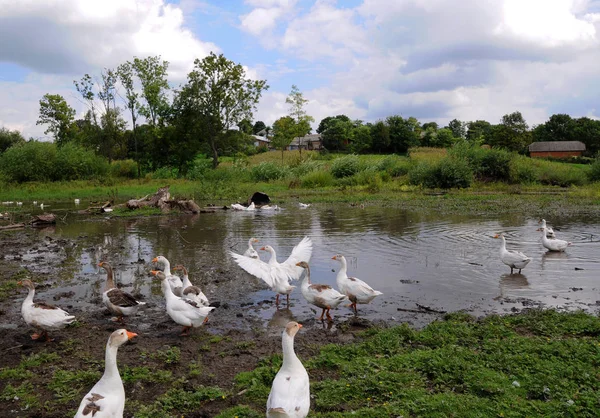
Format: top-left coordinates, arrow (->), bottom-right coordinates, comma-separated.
230,251 -> 276,288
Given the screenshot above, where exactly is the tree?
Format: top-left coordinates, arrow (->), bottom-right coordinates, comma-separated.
272,116 -> 296,162
317,114 -> 350,134
0,127 -> 25,153
370,120 -> 390,152
321,118 -> 354,151
573,117 -> 600,156
74,74 -> 98,126
37,94 -> 77,146
238,118 -> 253,135
253,120 -> 267,135
350,123 -> 372,153
177,52 -> 268,168
487,111 -> 530,152
133,56 -> 170,126
285,85 -> 314,155
531,114 -> 576,143
387,115 -> 420,153
466,120 -> 492,143
117,61 -> 141,177
447,118 -> 466,139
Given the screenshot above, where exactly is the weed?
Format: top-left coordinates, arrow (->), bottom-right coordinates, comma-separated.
152,346 -> 181,364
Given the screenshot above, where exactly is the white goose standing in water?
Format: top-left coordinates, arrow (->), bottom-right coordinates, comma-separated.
331,254 -> 382,314
539,219 -> 556,238
493,234 -> 531,274
74,329 -> 137,417
541,226 -> 571,252
296,261 -> 347,321
267,322 -> 310,418
98,261 -> 145,322
152,255 -> 183,297
244,237 -> 260,259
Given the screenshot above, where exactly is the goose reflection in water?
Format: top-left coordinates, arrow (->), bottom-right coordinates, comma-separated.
494,273 -> 530,301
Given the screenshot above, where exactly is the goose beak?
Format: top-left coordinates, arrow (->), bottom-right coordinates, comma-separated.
252,238 -> 259,243
331,256 -> 336,260
97,262 -> 103,267
298,324 -> 303,329
150,270 -> 159,276
17,280 -> 22,286
260,247 -> 266,251
126,331 -> 138,340
295,262 -> 301,267
152,257 -> 158,263
493,234 -> 499,239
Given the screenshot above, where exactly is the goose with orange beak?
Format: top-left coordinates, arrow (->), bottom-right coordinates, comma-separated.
74,329 -> 137,417
331,254 -> 382,314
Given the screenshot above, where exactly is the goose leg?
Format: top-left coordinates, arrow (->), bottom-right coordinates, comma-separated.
180,326 -> 191,336
510,267 -> 513,274
203,316 -> 209,324
275,294 -> 280,306
318,308 -> 325,321
352,303 -> 358,315
518,268 -> 522,274
286,294 -> 290,305
326,308 -> 333,321
31,333 -> 41,340
44,332 -> 54,343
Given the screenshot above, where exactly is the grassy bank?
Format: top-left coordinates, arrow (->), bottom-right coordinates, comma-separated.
228,309 -> 600,417
3,310 -> 598,417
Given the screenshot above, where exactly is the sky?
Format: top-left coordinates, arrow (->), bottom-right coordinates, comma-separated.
1,0 -> 600,140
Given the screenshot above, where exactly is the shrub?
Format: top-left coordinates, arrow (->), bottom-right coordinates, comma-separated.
375,155 -> 401,172
537,163 -> 587,187
0,141 -> 56,182
110,159 -> 138,178
251,162 -> 285,182
301,170 -> 334,188
152,166 -> 179,179
477,149 -> 513,181
589,159 -> 600,182
186,156 -> 213,180
330,155 -> 360,178
409,158 -> 473,189
54,143 -> 109,181
510,158 -> 537,184
292,160 -> 324,177
389,160 -> 412,177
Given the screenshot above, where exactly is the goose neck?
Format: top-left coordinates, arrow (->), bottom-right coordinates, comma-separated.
104,266 -> 116,291
102,342 -> 121,381
281,333 -> 302,370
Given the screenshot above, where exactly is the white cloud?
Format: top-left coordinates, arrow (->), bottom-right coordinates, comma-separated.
239,0 -> 297,39
0,0 -> 218,81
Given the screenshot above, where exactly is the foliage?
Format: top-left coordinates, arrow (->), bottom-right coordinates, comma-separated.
446,118 -> 466,139
301,170 -> 335,188
37,93 -> 77,145
387,115 -> 421,153
466,120 -> 492,143
186,155 -> 214,180
177,52 -> 268,168
252,120 -> 267,135
133,56 -> 170,126
110,159 -> 138,178
409,157 -> 473,189
321,117 -> 354,151
0,141 -> 55,182
286,85 -> 314,155
0,127 -> 25,153
588,159 -> 600,182
251,162 -> 286,182
271,116 -> 296,161
54,143 -> 110,181
487,111 -> 531,152
330,155 -> 361,178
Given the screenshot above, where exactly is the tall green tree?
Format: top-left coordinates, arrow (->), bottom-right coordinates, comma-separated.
350,123 -> 372,153
466,120 -> 492,143
253,120 -> 267,135
447,118 -> 466,139
321,118 -> 354,151
177,52 -> 268,168
487,111 -> 530,152
74,74 -> 98,126
117,61 -> 141,177
271,116 -> 296,162
0,127 -> 25,153
238,118 -> 253,135
285,85 -> 314,155
531,114 -> 576,143
387,115 -> 420,153
370,120 -> 390,152
573,117 -> 600,156
36,94 -> 77,146
133,56 -> 170,126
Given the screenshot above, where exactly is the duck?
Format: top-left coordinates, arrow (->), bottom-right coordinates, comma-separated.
244,237 -> 260,259
541,226 -> 571,252
152,256 -> 183,296
231,202 -> 256,211
33,201 -> 38,205
16,201 -> 23,206
18,279 -> 76,342
296,261 -> 347,321
74,198 -> 80,205
298,203 -> 310,208
261,205 -> 280,211
230,237 -> 313,306
267,322 -> 310,418
539,219 -> 556,238
172,265 -> 209,307
40,203 -> 45,210
74,329 -> 137,418
493,234 -> 531,274
331,254 -> 382,314
98,262 -> 145,322
151,270 -> 215,336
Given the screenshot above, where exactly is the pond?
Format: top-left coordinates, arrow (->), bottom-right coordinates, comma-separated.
4,202 -> 600,331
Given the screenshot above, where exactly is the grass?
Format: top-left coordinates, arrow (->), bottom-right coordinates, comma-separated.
232,309 -> 600,417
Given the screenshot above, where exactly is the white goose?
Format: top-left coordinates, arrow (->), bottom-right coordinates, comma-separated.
19,279 -> 76,342
541,226 -> 571,252
152,255 -> 183,297
230,237 -> 313,306
267,322 -> 310,418
332,255 -> 382,314
539,219 -> 556,238
98,262 -> 145,322
493,234 -> 531,274
231,202 -> 256,211
173,265 -> 210,307
296,261 -> 347,321
298,203 -> 310,208
74,329 -> 137,418
151,270 -> 215,336
244,237 -> 260,259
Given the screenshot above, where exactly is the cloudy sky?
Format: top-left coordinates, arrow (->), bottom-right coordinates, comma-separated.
1,0 -> 600,139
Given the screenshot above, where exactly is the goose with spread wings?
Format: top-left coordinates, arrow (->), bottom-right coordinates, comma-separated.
230,236 -> 313,306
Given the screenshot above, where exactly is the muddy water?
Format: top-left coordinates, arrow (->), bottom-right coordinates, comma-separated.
3,205 -> 600,332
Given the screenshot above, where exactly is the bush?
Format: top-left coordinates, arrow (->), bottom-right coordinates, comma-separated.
589,159 -> 600,182
251,162 -> 285,182
375,155 -> 401,172
292,160 -> 324,177
477,149 -> 513,181
537,163 -> 587,187
186,156 -> 213,180
301,170 -> 334,188
110,159 -> 138,178
54,143 -> 109,180
409,158 -> 473,189
0,141 -> 56,182
330,155 -> 360,178
152,166 -> 179,179
510,158 -> 537,184
389,160 -> 412,177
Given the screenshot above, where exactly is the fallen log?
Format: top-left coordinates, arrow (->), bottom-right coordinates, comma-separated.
126,186 -> 200,214
31,214 -> 56,226
0,223 -> 25,231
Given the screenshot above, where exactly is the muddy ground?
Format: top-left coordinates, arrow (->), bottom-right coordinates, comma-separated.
0,223 -> 413,417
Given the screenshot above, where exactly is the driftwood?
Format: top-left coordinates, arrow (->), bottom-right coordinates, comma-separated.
126,186 -> 200,214
86,201 -> 113,214
0,223 -> 25,231
30,214 -> 56,226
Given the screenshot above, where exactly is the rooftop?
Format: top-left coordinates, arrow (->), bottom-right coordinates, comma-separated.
528,141 -> 586,152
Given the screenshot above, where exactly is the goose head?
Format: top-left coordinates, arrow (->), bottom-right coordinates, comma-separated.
17,279 -> 35,291
98,261 -> 112,271
150,270 -> 167,281
172,265 -> 188,277
109,329 -> 137,347
295,261 -> 309,269
285,321 -> 302,337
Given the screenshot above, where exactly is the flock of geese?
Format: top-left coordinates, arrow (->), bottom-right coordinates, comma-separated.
494,219 -> 572,274
15,230 -> 381,417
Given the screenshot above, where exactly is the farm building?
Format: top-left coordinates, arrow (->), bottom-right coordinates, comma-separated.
288,134 -> 323,151
528,141 -> 586,158
252,135 -> 271,149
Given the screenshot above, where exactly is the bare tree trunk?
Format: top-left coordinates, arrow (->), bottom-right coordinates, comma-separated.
211,139 -> 219,169
281,148 -> 284,164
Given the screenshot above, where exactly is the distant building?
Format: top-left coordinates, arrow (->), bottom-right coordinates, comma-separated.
288,134 -> 323,151
528,141 -> 586,158
252,135 -> 270,148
